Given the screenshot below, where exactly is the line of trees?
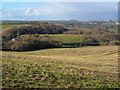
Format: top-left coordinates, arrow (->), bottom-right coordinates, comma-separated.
2,37 -> 61,51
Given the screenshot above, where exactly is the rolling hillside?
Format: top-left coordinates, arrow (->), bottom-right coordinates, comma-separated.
2,46 -> 119,88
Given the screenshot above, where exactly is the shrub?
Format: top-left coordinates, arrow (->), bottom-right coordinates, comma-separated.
80,36 -> 100,46
114,41 -> 120,45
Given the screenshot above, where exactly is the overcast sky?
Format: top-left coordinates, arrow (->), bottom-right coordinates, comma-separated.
1,2 -> 118,21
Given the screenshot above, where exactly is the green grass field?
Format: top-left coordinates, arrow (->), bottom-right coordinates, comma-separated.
22,34 -> 81,44
0,24 -> 25,30
2,46 -> 119,88
47,34 -> 81,43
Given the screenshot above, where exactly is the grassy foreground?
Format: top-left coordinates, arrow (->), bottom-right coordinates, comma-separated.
2,46 -> 119,88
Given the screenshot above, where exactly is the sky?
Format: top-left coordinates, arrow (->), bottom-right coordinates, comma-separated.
1,0 -> 119,2
1,2 -> 118,21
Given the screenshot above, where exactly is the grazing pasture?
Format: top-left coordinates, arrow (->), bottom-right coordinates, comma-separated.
2,46 -> 119,88
22,34 -> 81,43
0,24 -> 24,30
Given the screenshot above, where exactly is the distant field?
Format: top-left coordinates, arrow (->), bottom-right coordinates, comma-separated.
0,24 -> 25,30
107,29 -> 118,33
49,34 -> 81,43
22,34 -> 81,44
2,46 -> 119,88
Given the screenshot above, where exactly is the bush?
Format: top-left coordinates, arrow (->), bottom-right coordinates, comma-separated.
80,36 -> 100,46
114,41 -> 120,45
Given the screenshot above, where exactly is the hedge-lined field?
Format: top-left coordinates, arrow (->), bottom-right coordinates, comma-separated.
2,46 -> 119,88
2,22 -> 118,51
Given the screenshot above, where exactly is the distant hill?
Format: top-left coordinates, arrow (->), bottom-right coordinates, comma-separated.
48,20 -> 118,33
2,21 -> 69,40
1,20 -> 24,24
